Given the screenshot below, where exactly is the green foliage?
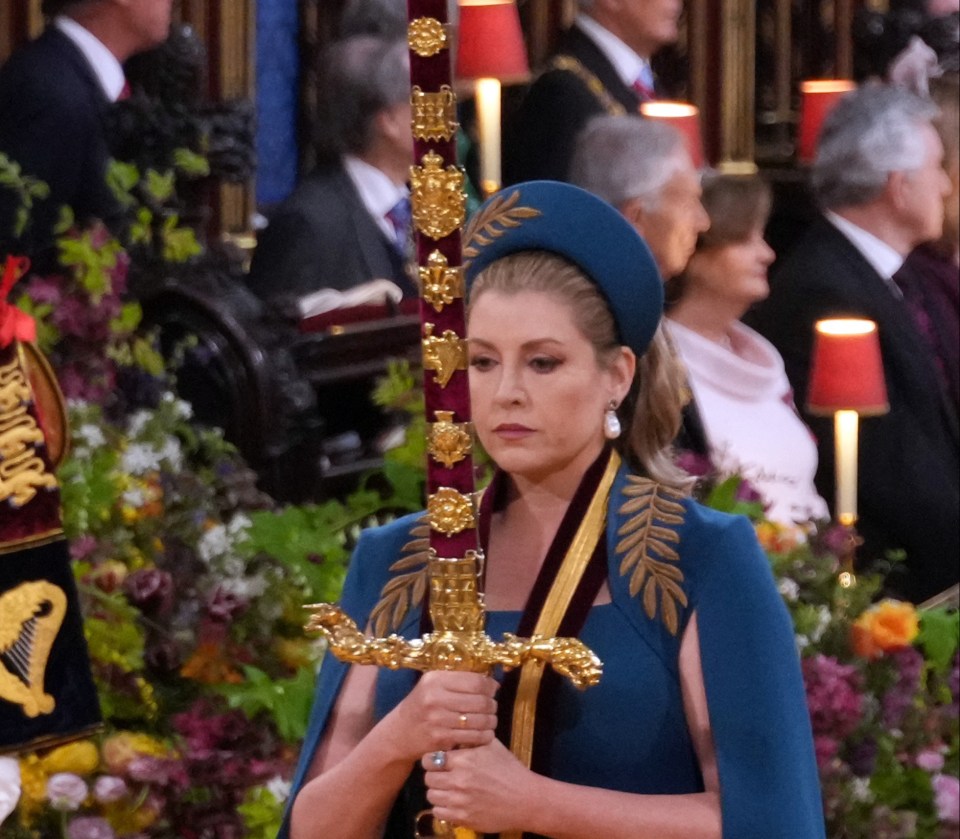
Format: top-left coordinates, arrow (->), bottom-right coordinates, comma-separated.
59,443 -> 124,537
104,157 -> 203,265
216,665 -> 317,743
11,292 -> 57,350
702,474 -> 766,519
918,608 -> 960,673
173,148 -> 211,178
0,151 -> 49,237
238,784 -> 288,839
160,212 -> 202,261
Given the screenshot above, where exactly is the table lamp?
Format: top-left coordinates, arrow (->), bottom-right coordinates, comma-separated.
455,0 -> 529,197
806,318 -> 889,585
640,101 -> 705,169
797,79 -> 857,164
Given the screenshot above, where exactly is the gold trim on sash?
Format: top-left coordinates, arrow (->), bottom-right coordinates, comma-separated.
508,451 -> 620,770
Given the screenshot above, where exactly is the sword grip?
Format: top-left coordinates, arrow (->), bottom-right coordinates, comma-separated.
414,810 -> 479,839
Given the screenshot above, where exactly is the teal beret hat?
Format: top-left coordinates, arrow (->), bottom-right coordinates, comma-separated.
462,180 -> 663,356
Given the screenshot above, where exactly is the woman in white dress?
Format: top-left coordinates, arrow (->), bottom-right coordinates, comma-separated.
665,172 -> 829,525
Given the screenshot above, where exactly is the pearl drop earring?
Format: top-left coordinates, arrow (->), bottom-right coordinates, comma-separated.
604,400 -> 621,440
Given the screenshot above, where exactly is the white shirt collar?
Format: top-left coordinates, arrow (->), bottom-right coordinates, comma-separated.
826,211 -> 906,297
574,14 -> 647,90
342,155 -> 409,239
54,16 -> 126,102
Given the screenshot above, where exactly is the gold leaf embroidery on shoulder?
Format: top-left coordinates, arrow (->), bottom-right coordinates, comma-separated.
615,475 -> 687,635
462,190 -> 541,264
369,518 -> 430,637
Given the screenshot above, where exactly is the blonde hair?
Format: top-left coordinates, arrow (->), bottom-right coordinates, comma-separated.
469,251 -> 692,492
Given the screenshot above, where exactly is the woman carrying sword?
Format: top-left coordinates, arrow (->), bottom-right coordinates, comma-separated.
282,180 -> 824,839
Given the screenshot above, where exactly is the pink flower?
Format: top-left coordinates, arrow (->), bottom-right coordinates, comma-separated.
124,568 -> 174,615
933,774 -> 960,824
69,535 -> 98,561
802,654 -> 865,741
676,450 -> 713,478
67,816 -> 115,839
206,584 -> 248,622
46,773 -> 88,811
92,775 -> 128,803
916,749 -> 945,773
813,735 -> 839,770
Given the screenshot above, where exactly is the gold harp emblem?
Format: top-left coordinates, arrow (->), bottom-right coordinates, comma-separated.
420,250 -> 464,313
410,151 -> 466,241
411,86 -> 458,142
427,487 -> 476,535
0,581 -> 67,717
429,410 -> 472,468
422,323 -> 467,388
408,16 -> 448,57
0,355 -> 58,507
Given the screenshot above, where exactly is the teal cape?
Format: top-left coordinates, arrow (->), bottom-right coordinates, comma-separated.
280,463 -> 825,838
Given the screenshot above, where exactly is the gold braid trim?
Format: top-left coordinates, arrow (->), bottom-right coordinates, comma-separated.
368,518 -> 430,637
549,55 -> 627,117
615,475 -> 687,635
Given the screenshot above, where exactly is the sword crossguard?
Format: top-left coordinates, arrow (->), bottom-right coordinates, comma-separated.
305,603 -> 603,689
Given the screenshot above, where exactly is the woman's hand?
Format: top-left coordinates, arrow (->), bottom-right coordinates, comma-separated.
380,670 -> 498,763
421,737 -> 536,834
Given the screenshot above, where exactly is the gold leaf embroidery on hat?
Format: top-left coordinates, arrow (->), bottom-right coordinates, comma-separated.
615,475 -> 687,636
461,190 -> 542,265
370,519 -> 430,637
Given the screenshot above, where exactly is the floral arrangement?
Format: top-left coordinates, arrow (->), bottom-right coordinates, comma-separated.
687,454 -> 960,839
0,162 -> 419,837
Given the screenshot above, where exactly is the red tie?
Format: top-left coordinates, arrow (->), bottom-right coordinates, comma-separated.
632,77 -> 655,103
118,80 -> 131,101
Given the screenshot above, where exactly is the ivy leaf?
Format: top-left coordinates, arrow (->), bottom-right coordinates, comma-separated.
146,169 -> 176,203
107,159 -> 140,207
918,608 -> 960,672
173,148 -> 212,178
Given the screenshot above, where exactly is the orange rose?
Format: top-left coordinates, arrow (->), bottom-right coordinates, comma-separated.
851,599 -> 919,659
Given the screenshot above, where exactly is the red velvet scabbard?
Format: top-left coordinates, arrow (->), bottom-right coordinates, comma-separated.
405,1 -> 480,563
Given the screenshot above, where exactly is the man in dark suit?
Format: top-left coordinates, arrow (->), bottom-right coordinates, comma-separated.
246,35 -> 417,303
0,0 -> 173,259
502,0 -> 683,185
750,84 -> 959,603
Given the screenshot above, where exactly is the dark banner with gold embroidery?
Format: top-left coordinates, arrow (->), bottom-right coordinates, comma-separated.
0,340 -> 101,754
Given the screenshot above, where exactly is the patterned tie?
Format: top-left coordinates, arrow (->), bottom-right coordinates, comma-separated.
632,63 -> 656,102
385,196 -> 412,256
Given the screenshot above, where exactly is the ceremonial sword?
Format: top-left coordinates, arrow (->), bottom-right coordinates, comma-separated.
306,4 -> 602,836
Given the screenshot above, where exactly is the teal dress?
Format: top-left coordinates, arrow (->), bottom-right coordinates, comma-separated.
280,463 -> 825,838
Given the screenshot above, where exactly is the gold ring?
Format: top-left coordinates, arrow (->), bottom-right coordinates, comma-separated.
458,713 -> 468,728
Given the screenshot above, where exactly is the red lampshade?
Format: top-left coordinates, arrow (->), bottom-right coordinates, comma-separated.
797,79 -> 856,165
807,319 -> 889,416
455,0 -> 529,83
639,101 -> 705,169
